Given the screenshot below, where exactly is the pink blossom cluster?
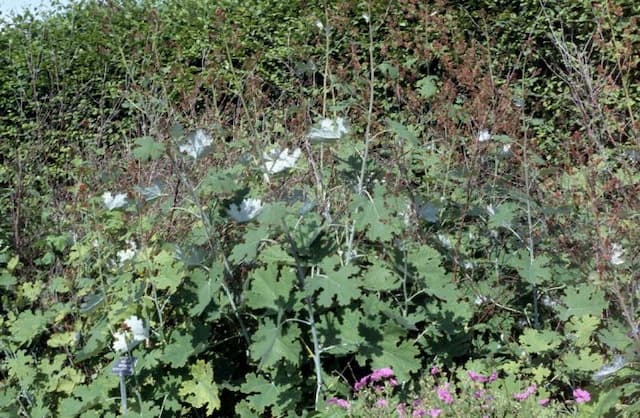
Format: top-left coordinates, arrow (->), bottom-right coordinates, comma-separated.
326,397 -> 350,409
354,367 -> 398,391
573,388 -> 591,404
467,370 -> 498,384
513,384 -> 538,401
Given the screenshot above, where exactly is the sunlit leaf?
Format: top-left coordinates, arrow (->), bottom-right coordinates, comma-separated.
559,284 -> 608,321
307,258 -> 361,307
179,360 -> 220,414
250,318 -> 301,369
519,328 -> 562,352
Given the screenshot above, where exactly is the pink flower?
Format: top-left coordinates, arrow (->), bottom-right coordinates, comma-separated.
397,402 -> 407,417
573,388 -> 591,403
355,367 -> 396,391
437,384 -> 454,404
430,366 -> 440,375
412,409 -> 426,417
513,384 -> 537,401
468,370 -> 488,383
371,367 -> 395,381
428,408 -> 442,417
354,375 -> 369,391
489,371 -> 498,382
327,397 -> 351,409
375,398 -> 388,408
538,398 -> 550,407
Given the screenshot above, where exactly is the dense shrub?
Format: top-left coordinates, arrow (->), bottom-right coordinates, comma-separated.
1,0 -> 638,416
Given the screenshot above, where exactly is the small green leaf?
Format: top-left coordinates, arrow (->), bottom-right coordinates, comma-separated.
416,76 -> 439,100
136,180 -> 167,202
307,258 -> 361,307
519,328 -> 562,353
507,250 -> 551,285
80,291 -> 104,313
7,255 -> 20,271
562,348 -> 603,372
240,373 -> 285,414
10,309 -> 54,346
387,119 -> 418,145
150,250 -> 185,293
359,325 -> 420,383
245,265 -> 296,311
250,318 -> 301,368
0,271 -> 17,287
258,244 -> 294,265
132,136 -> 165,161
47,331 -> 77,348
487,202 -> 519,229
559,284 -> 608,321
407,244 -> 455,301
598,322 -> 633,351
189,267 -> 222,316
258,202 -> 290,226
362,261 -> 399,291
334,309 -> 366,352
179,360 -> 220,414
378,62 -> 399,79
164,331 -> 194,368
565,315 -> 600,347
229,226 -> 268,264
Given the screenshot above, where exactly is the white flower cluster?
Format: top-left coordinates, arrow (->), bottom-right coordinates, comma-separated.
116,240 -> 137,265
112,315 -> 149,353
477,129 -> 492,142
307,117 -> 349,142
263,147 -> 301,174
610,243 -> 625,265
228,198 -> 263,223
179,129 -> 213,159
102,191 -> 128,210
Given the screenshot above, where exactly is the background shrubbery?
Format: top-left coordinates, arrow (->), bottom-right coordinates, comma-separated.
1,0 -> 639,416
